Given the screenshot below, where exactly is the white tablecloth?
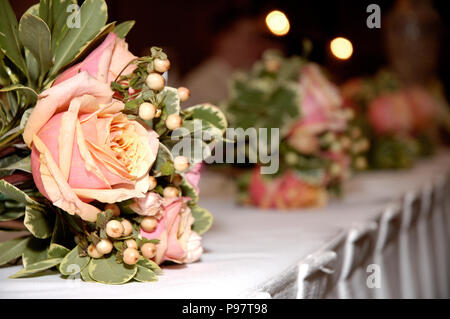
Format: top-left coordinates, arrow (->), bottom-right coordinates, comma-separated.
0,150 -> 449,299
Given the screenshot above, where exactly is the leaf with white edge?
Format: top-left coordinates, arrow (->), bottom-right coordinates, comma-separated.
89,253 -> 137,284
18,14 -> 53,78
9,258 -> 62,278
59,246 -> 90,276
50,0 -> 108,77
0,85 -> 38,102
190,204 -> 213,235
184,104 -> 228,133
152,142 -> 173,175
80,261 -> 95,282
159,87 -> 180,115
22,237 -> 49,268
47,243 -> 70,259
180,177 -> 199,203
24,205 -> 53,239
0,179 -> 41,206
0,0 -> 28,76
134,265 -> 158,282
0,156 -> 31,174
38,0 -> 52,28
114,20 -> 135,38
0,236 -> 30,266
137,257 -> 162,275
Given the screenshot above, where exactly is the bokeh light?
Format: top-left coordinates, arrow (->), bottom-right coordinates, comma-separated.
265,10 -> 290,36
330,37 -> 353,60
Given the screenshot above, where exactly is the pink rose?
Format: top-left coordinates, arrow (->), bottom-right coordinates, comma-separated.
53,32 -> 137,86
368,92 -> 413,135
249,167 -> 327,209
404,87 -> 437,132
130,192 -> 163,217
25,72 -> 159,222
295,63 -> 346,133
140,197 -> 202,264
184,162 -> 203,194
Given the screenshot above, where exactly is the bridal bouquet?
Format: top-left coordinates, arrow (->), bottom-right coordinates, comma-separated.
341,70 -> 440,169
0,0 -> 227,284
225,51 -> 366,209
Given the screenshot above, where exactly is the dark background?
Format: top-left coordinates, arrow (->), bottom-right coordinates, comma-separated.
13,0 -> 450,97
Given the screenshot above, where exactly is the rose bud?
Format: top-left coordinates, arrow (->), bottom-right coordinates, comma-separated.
141,242 -> 157,259
123,248 -> 140,265
95,239 -> 113,255
125,239 -> 138,249
165,114 -> 182,130
173,156 -> 190,172
146,73 -> 165,91
121,219 -> 133,236
88,244 -> 103,259
106,220 -> 124,238
163,186 -> 179,198
139,102 -> 157,120
105,203 -> 120,217
177,87 -> 190,102
154,58 -> 171,73
140,216 -> 158,232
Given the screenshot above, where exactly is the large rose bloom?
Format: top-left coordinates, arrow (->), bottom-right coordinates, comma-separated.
140,197 -> 203,264
23,33 -> 158,222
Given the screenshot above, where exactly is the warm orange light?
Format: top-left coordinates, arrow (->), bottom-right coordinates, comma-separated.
330,37 -> 353,60
265,10 -> 290,36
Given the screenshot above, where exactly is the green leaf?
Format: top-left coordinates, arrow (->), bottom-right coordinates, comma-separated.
137,257 -> 162,275
38,0 -> 52,28
80,260 -> 96,282
51,0 -> 77,51
0,236 -> 30,266
47,243 -> 70,259
19,13 -> 53,79
0,179 -> 41,206
114,20 -> 135,38
0,84 -> 38,99
190,204 -> 213,235
59,246 -> 90,276
89,253 -> 137,284
50,0 -> 108,77
9,257 -> 62,278
0,209 -> 24,221
159,87 -> 180,115
180,177 -> 199,203
0,0 -> 28,76
134,265 -> 158,282
0,156 -> 31,174
24,205 -> 53,239
152,142 -> 173,174
160,161 -> 175,177
184,104 -> 228,133
22,237 -> 49,267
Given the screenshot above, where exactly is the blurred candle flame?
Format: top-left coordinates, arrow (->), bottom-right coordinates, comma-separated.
265,10 -> 290,36
330,37 -> 353,60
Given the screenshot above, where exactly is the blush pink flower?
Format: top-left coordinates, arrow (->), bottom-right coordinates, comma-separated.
140,197 -> 202,264
130,191 -> 163,217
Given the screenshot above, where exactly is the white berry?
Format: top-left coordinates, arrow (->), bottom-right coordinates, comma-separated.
123,248 -> 140,265
106,220 -> 124,238
88,244 -> 103,259
121,219 -> 133,237
148,176 -> 157,191
105,203 -> 120,217
165,114 -> 182,130
125,239 -> 138,249
139,102 -> 157,120
177,87 -> 190,102
146,73 -> 165,91
141,216 -> 158,232
173,156 -> 190,172
141,243 -> 157,259
154,58 -> 170,73
95,239 -> 113,255
163,186 -> 179,199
